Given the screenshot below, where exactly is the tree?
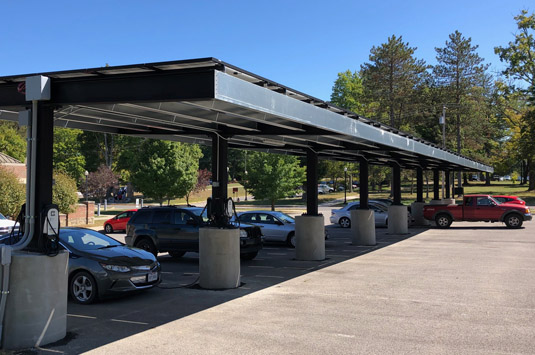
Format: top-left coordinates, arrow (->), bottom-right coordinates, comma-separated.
130,140 -> 202,205
434,31 -> 491,187
495,10 -> 535,190
495,10 -> 535,103
0,122 -> 26,162
87,164 -> 119,203
185,169 -> 212,206
243,152 -> 305,211
53,127 -> 86,182
0,166 -> 25,217
361,35 -> 428,129
330,70 -> 365,113
52,171 -> 78,214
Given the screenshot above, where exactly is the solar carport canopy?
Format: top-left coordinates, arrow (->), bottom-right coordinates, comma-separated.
0,57 -> 492,172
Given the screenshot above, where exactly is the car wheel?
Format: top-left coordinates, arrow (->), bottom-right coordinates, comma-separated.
339,217 -> 351,228
505,214 -> 523,229
168,251 -> 186,258
241,251 -> 258,260
104,224 -> 113,233
435,214 -> 452,228
70,271 -> 98,305
135,238 -> 158,257
287,232 -> 296,248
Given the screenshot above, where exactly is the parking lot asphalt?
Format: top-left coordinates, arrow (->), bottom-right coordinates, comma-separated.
18,220 -> 535,354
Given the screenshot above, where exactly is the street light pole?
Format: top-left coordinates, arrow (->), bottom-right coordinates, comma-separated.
344,167 -> 347,204
84,170 -> 89,203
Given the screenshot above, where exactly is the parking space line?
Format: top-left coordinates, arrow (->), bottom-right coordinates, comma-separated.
110,319 -> 149,325
36,347 -> 65,354
67,314 -> 97,319
161,271 -> 174,274
255,275 -> 285,279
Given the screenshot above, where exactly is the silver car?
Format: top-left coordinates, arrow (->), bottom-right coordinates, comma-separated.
330,201 -> 411,228
237,211 -> 329,248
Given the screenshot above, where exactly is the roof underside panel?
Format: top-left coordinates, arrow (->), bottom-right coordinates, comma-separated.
0,58 -> 492,172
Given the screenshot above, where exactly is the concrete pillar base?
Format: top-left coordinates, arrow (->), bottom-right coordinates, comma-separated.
387,205 -> 409,235
351,209 -> 376,245
295,215 -> 325,261
411,202 -> 429,226
199,228 -> 240,289
2,250 -> 68,350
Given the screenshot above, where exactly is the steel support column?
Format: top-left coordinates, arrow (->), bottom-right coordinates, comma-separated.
416,167 -> 424,203
27,103 -> 54,250
306,149 -> 318,216
211,134 -> 229,226
433,169 -> 440,201
359,159 -> 369,209
445,170 -> 451,199
392,164 -> 401,206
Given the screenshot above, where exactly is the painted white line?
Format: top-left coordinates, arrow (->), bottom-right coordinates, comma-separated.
68,314 -> 97,319
110,319 -> 149,325
161,271 -> 174,274
255,275 -> 285,279
36,347 -> 65,354
335,333 -> 355,338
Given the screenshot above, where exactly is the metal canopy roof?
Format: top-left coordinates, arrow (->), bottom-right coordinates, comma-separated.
0,57 -> 492,172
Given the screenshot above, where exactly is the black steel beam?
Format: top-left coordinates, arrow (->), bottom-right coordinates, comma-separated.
392,164 -> 402,205
0,70 -> 216,107
433,169 -> 440,201
306,150 -> 319,216
416,167 -> 424,203
445,170 -> 451,199
210,133 -> 229,226
359,159 -> 369,209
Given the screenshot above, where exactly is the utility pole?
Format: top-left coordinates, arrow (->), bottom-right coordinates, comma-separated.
440,106 -> 446,199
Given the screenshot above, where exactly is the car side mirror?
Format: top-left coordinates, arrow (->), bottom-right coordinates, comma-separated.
275,220 -> 283,225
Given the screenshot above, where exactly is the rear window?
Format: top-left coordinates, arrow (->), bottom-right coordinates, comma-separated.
130,210 -> 152,224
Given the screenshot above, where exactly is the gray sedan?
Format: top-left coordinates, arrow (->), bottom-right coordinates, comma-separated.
60,228 -> 161,304
237,211 -> 329,248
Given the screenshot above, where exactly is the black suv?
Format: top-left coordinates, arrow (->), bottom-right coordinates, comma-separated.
125,206 -> 262,260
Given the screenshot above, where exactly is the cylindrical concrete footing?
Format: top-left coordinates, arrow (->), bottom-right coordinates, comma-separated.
350,209 -> 376,245
295,215 -> 325,261
2,250 -> 68,350
199,228 -> 240,289
411,202 -> 429,226
387,205 -> 409,235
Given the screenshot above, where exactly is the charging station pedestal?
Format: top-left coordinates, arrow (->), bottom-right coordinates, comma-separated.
2,250 -> 68,349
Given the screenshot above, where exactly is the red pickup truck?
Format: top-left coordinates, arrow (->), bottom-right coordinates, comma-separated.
424,194 -> 532,229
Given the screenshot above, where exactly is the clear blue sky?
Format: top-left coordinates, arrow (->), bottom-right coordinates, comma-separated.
0,0 -> 531,101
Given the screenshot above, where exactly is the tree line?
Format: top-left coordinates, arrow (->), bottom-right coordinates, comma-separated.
0,10 -> 533,217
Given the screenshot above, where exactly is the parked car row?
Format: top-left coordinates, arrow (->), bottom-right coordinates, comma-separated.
329,200 -> 412,228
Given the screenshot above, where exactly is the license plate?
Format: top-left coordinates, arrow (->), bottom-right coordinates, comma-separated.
148,271 -> 158,282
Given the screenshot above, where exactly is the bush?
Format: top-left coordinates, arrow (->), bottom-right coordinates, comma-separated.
53,171 -> 78,214
0,167 -> 25,217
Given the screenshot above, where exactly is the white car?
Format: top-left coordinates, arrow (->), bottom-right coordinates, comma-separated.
237,211 -> 328,248
330,201 -> 411,228
318,184 -> 334,193
0,213 -> 19,235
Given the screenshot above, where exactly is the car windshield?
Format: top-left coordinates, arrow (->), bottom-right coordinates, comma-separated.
0,213 -> 6,220
272,212 -> 295,223
60,229 -> 122,251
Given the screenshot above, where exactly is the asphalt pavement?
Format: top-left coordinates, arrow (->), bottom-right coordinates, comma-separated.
23,217 -> 535,355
